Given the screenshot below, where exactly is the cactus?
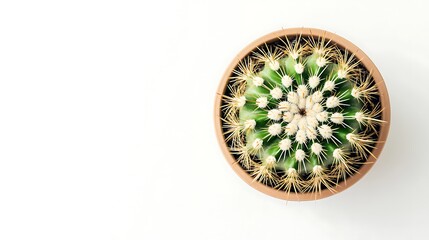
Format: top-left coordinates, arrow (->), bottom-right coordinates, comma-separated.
221,35 -> 385,197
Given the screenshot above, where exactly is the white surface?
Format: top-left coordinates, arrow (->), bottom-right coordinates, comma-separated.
0,0 -> 428,239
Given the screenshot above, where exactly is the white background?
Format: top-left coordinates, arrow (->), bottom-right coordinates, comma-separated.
1,0 -> 428,239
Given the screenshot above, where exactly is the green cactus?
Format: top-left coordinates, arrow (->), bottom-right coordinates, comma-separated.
222,35 -> 385,196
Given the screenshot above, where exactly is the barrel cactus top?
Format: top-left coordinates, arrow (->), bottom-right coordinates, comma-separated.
221,35 -> 385,197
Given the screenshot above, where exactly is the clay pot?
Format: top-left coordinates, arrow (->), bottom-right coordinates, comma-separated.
214,28 -> 390,201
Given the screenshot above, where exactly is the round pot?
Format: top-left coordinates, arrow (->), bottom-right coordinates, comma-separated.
214,28 -> 391,201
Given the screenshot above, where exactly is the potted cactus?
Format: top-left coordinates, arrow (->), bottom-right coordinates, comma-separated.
214,28 -> 390,200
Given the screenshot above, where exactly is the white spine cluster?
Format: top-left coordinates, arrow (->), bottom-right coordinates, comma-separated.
287,92 -> 299,104
309,76 -> 320,89
283,112 -> 294,122
323,81 -> 335,92
294,63 -> 304,74
316,57 -> 327,67
311,143 -> 323,155
269,60 -> 280,71
266,155 -> 276,164
267,109 -> 282,121
318,125 -> 333,139
252,138 -> 263,149
326,96 -> 340,108
256,97 -> 268,108
279,138 -> 292,151
337,69 -> 347,79
270,87 -> 283,99
355,112 -> 364,123
282,75 -> 293,87
244,119 -> 256,129
333,148 -> 343,160
234,96 -> 246,108
268,123 -> 282,136
297,85 -> 309,98
285,123 -> 298,135
295,149 -> 306,161
253,76 -> 264,86
330,112 -> 344,124
278,101 -> 291,111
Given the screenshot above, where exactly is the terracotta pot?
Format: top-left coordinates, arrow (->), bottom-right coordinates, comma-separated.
214,28 -> 391,201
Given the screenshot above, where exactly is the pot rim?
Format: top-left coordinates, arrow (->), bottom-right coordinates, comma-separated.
214,27 -> 391,201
